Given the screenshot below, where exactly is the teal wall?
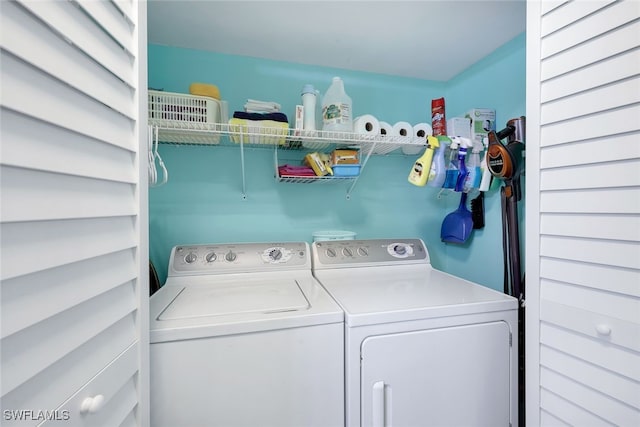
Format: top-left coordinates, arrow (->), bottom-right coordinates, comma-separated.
148,32 -> 526,287
442,32 -> 527,287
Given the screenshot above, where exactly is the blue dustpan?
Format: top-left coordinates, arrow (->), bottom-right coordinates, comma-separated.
441,192 -> 473,244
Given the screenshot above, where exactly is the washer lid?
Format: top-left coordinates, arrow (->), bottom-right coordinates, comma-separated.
158,279 -> 310,320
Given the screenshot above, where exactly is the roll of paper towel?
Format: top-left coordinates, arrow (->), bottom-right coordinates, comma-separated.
399,122 -> 429,155
404,122 -> 433,155
393,121 -> 413,138
353,115 -> 380,135
413,122 -> 433,140
379,121 -> 393,137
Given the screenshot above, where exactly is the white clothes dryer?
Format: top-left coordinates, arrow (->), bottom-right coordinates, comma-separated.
150,242 -> 344,427
312,238 -> 518,427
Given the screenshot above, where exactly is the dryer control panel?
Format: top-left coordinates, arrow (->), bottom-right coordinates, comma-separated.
312,238 -> 429,268
169,242 -> 309,276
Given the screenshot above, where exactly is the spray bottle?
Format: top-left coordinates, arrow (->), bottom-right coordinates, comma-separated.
463,141 -> 482,193
451,137 -> 472,192
408,136 -> 439,186
443,137 -> 462,189
479,136 -> 493,191
427,135 -> 448,188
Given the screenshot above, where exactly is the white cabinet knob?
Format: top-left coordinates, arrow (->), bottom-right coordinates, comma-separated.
595,324 -> 611,336
80,394 -> 105,414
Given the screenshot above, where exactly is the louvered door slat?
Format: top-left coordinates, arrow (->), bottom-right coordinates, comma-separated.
541,20 -> 640,80
2,51 -> 134,151
16,0 -> 135,88
1,249 -> 137,338
1,109 -> 136,183
1,2 -> 134,119
75,0 -> 135,56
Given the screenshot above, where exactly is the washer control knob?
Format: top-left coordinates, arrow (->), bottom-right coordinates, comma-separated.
225,251 -> 237,262
357,247 -> 369,256
184,252 -> 197,263
326,248 -> 337,257
342,247 -> 354,257
269,249 -> 282,261
394,245 -> 406,255
205,252 -> 217,263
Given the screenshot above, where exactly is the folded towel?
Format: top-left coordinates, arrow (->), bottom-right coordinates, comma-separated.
228,118 -> 288,145
278,164 -> 316,177
189,82 -> 221,100
233,111 -> 288,123
244,99 -> 281,113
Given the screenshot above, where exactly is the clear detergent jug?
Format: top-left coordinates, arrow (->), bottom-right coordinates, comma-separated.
322,77 -> 353,132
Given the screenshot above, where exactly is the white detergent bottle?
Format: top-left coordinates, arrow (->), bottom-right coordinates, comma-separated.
322,77 -> 353,132
427,135 -> 448,188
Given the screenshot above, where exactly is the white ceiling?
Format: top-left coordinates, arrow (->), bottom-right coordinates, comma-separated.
147,0 -> 526,81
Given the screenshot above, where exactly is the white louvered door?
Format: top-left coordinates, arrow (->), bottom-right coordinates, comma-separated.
0,1 -> 148,426
526,1 -> 640,426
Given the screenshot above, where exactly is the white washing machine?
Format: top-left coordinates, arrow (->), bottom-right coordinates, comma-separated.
150,242 -> 344,427
311,238 -> 518,427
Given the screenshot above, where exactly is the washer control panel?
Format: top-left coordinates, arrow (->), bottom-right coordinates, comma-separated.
170,242 -> 309,275
313,238 -> 429,267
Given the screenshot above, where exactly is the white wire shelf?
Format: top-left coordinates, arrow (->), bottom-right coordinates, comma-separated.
276,174 -> 357,184
148,119 -> 426,154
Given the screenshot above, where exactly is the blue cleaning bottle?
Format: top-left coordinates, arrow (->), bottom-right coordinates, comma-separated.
427,136 -> 448,188
454,143 -> 468,192
463,145 -> 482,193
443,138 -> 460,189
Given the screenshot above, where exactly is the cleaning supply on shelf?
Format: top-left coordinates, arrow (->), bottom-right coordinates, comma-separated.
479,153 -> 493,192
431,97 -> 447,136
452,137 -> 472,192
447,117 -> 471,139
454,141 -> 468,193
331,149 -> 359,165
304,152 -> 333,176
189,82 -> 221,100
463,145 -> 482,193
427,135 -> 448,188
466,108 -> 496,148
443,139 -> 460,189
301,84 -> 319,131
408,135 -> 439,187
322,77 -> 352,132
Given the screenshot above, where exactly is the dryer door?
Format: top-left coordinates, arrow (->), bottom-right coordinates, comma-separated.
361,321 -> 512,427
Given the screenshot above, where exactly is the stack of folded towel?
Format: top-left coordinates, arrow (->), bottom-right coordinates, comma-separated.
244,99 -> 281,113
278,164 -> 316,177
233,111 -> 288,123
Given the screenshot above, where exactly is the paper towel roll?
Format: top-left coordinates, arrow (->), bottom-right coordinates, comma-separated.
379,121 -> 393,137
393,121 -> 413,138
353,115 -> 381,135
393,122 -> 422,154
413,122 -> 433,140
401,122 -> 432,155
